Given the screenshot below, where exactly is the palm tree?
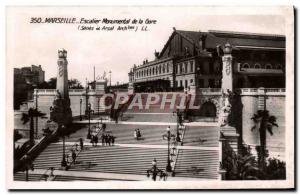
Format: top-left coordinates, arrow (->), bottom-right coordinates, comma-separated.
21,108 -> 46,146
251,110 -> 278,168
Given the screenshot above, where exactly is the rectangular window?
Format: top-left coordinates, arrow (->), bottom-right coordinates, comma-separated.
185,80 -> 188,88
208,79 -> 215,88
180,80 -> 183,87
190,61 -> 194,73
209,61 -> 214,74
198,79 -> 204,88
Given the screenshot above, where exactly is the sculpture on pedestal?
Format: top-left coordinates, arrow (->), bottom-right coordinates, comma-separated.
50,49 -> 72,128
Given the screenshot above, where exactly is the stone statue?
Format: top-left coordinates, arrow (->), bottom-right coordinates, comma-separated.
220,90 -> 232,126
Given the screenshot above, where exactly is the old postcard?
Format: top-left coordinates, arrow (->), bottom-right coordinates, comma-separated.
6,6 -> 294,189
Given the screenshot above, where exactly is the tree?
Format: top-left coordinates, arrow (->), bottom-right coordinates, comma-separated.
37,77 -> 83,89
21,108 -> 46,146
222,143 -> 260,180
68,78 -> 83,89
251,110 -> 278,168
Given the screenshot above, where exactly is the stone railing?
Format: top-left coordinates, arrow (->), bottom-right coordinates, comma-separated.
34,89 -> 96,95
240,88 -> 285,96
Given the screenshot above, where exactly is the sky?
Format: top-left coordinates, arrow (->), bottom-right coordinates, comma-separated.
7,6 -> 287,86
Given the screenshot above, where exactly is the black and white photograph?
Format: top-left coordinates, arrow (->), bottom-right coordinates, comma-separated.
6,6 -> 294,189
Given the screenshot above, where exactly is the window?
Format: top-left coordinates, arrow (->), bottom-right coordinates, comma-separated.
208,79 -> 215,88
185,80 -> 188,88
190,79 -> 194,84
190,61 -> 194,73
209,61 -> 214,74
185,62 -> 188,73
163,64 -> 165,73
180,63 -> 183,73
254,63 -> 261,69
198,79 -> 204,88
167,64 -> 169,73
175,81 -> 178,87
159,65 -> 162,74
180,80 -> 183,87
243,63 -> 250,69
265,64 -> 272,69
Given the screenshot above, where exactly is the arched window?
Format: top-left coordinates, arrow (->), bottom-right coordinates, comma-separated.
265,64 -> 272,69
243,63 -> 250,69
190,61 -> 194,72
254,63 -> 261,69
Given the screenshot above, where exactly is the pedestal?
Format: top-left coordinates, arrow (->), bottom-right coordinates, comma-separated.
50,98 -> 72,128
220,125 -> 239,152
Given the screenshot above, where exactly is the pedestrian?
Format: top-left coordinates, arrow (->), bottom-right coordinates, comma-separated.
101,134 -> 105,146
94,135 -> 98,146
152,158 -> 157,168
105,134 -> 109,146
111,135 -> 116,145
102,123 -> 106,131
91,135 -> 94,146
72,150 -> 76,164
79,138 -> 84,150
108,135 -> 111,146
137,129 -> 142,139
134,129 -> 137,140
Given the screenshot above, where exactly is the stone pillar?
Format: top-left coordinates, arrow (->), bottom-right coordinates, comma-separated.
50,49 -> 72,127
219,43 -> 239,152
221,43 -> 233,92
57,49 -> 69,99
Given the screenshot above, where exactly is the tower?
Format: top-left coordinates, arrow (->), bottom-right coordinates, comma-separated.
50,49 -> 72,128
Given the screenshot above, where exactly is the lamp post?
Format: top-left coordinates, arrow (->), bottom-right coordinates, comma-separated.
98,97 -> 100,117
86,103 -> 91,139
173,109 -> 183,142
61,125 -> 67,167
109,70 -> 112,87
35,90 -> 38,139
80,98 -> 82,121
163,127 -> 174,172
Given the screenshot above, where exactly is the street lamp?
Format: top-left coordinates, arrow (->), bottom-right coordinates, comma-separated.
98,96 -> 101,118
163,127 -> 175,172
61,125 -> 67,167
80,98 -> 82,121
173,109 -> 183,142
86,103 -> 91,139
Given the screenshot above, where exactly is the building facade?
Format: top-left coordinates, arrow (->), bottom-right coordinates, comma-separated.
14,65 -> 45,109
128,28 -> 285,92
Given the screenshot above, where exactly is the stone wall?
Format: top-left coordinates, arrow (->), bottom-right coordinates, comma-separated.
240,91 -> 285,161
